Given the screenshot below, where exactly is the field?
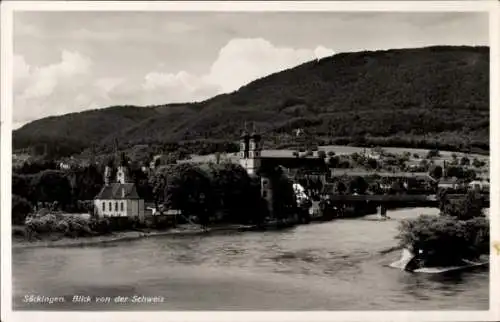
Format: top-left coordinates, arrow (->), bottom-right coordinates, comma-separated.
184,145 -> 490,163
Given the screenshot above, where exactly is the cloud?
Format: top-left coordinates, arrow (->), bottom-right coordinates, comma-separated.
21,50 -> 91,100
13,38 -> 335,128
14,50 -> 93,125
206,38 -> 335,93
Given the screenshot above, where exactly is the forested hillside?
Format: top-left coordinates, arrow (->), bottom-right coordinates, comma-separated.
13,45 -> 489,158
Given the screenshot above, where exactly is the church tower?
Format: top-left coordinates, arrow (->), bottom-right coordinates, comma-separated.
239,125 -> 262,176
116,166 -> 129,184
240,130 -> 250,159
116,151 -> 129,184
104,166 -> 112,185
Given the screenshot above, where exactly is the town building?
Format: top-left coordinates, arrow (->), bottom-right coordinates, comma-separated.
238,130 -> 328,216
468,179 -> 490,192
94,164 -> 145,221
438,177 -> 461,191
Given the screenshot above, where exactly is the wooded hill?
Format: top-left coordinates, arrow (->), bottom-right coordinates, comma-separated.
13,45 -> 489,158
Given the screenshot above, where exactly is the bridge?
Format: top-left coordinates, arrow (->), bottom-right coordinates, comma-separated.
325,194 -> 435,202
322,193 -> 489,207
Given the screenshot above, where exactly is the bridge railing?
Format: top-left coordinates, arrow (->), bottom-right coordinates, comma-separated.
325,194 -> 434,202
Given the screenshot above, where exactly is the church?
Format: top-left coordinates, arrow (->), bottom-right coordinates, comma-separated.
93,162 -> 145,222
238,130 -> 329,216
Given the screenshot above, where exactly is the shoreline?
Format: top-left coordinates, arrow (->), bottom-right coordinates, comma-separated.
12,207 -> 440,250
12,225 -> 254,250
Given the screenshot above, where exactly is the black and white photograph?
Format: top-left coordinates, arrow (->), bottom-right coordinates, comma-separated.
1,1 -> 499,321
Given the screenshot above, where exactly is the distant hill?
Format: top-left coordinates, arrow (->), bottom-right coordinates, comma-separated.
13,45 -> 489,158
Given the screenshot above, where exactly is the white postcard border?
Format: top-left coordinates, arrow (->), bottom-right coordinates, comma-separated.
1,1 -> 499,322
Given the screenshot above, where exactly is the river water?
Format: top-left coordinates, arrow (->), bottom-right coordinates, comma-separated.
12,208 -> 489,311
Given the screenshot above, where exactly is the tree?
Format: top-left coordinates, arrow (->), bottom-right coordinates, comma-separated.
12,173 -> 34,203
327,156 -> 340,168
390,180 -> 405,194
267,166 -> 297,222
161,163 -> 215,226
429,165 -> 443,180
205,163 -> 260,224
70,164 -> 104,202
128,144 -> 154,165
460,156 -> 470,166
317,150 -> 326,159
12,194 -> 32,225
334,181 -> 347,195
33,170 -> 72,210
441,190 -> 484,220
426,149 -> 440,159
348,176 -> 368,194
150,166 -> 169,208
396,214 -> 489,268
366,158 -> 378,170
472,158 -> 485,168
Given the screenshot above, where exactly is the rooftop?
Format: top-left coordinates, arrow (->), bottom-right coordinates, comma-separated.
94,183 -> 140,200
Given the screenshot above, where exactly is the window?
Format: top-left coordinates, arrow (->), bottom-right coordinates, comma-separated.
115,202 -> 118,211
102,202 -> 105,211
262,190 -> 268,198
109,202 -> 112,212
121,202 -> 124,212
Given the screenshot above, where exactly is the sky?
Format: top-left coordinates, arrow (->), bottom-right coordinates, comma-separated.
12,11 -> 489,129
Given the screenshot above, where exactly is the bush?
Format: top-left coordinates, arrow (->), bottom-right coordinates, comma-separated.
426,149 -> 441,159
396,214 -> 489,267
440,190 -> 484,220
397,189 -> 488,268
472,158 -> 485,168
460,156 -> 470,166
25,212 -> 97,238
12,226 -> 27,238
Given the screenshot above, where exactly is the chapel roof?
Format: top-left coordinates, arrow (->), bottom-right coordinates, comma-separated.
94,183 -> 140,200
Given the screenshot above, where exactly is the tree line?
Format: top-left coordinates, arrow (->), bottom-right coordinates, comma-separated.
12,159 -> 298,228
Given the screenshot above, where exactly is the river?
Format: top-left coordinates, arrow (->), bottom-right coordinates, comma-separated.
12,207 -> 489,311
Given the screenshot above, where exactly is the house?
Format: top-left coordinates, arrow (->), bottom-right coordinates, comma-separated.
438,177 -> 460,190
59,162 -> 71,170
468,180 -> 489,192
94,164 -> 145,222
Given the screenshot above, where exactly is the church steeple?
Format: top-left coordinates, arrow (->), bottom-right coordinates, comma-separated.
116,151 -> 129,184
239,122 -> 262,176
240,122 -> 250,159
116,166 -> 128,184
249,123 -> 262,158
104,157 -> 114,186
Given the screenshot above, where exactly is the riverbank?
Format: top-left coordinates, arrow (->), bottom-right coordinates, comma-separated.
11,203 -> 432,249
12,224 -> 258,249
